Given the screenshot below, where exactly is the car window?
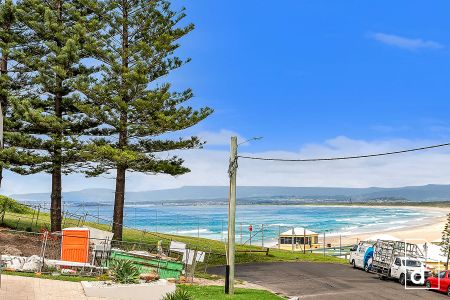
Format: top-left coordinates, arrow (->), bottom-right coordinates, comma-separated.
439,271 -> 446,278
447,272 -> 450,278
395,258 -> 401,266
405,260 -> 421,267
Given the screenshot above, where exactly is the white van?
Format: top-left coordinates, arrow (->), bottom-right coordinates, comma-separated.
349,241 -> 374,271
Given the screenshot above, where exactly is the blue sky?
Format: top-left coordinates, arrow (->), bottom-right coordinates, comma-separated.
172,0 -> 450,150
5,0 -> 450,194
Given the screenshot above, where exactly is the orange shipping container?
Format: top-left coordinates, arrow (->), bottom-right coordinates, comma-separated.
61,228 -> 90,263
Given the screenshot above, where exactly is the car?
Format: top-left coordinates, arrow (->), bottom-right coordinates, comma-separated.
426,270 -> 450,296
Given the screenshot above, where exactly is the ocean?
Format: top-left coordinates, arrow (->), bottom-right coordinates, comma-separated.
62,204 -> 445,245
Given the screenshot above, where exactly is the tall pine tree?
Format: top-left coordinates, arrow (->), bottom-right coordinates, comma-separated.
0,0 -> 37,186
78,0 -> 212,239
441,213 -> 450,268
7,0 -> 102,231
0,0 -> 17,186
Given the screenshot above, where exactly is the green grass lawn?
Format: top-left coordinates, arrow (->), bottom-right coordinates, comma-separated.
0,196 -> 345,268
179,285 -> 283,300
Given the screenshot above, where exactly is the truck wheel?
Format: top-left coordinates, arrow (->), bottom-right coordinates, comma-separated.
399,273 -> 406,285
352,260 -> 356,268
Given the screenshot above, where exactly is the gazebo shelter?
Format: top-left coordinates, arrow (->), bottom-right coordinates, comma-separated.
278,227 -> 320,251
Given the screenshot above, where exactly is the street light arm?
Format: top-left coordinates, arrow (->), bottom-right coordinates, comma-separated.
237,136 -> 263,146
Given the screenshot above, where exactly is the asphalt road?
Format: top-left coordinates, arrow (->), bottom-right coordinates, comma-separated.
208,262 -> 448,300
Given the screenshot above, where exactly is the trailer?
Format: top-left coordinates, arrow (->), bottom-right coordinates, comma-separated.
371,239 -> 430,285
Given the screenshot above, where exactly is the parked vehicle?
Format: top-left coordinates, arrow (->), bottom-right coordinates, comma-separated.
389,256 -> 430,285
425,270 -> 450,296
349,241 -> 374,272
371,239 -> 430,285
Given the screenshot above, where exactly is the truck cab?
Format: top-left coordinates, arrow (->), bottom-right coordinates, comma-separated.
349,241 -> 374,271
390,256 -> 430,285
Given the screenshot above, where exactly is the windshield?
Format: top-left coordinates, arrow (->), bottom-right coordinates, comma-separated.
401,259 -> 421,267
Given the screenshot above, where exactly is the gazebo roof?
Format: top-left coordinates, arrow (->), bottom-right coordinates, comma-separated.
280,227 -> 317,236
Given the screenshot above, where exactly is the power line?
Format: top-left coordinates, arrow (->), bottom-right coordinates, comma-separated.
237,141 -> 450,162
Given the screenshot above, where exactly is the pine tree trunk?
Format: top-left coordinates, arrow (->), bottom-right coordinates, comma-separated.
447,246 -> 450,269
51,85 -> 63,232
50,0 -> 63,233
0,57 -> 7,188
112,165 -> 126,240
0,32 -> 9,188
112,0 -> 129,240
51,165 -> 62,232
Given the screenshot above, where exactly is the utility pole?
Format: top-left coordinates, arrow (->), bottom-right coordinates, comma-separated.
303,228 -> 306,254
226,136 -> 237,295
291,227 -> 295,252
261,224 -> 264,248
278,226 -> 281,250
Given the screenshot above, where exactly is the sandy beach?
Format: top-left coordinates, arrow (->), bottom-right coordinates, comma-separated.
323,205 -> 449,246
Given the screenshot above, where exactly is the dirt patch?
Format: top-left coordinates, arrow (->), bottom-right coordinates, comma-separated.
0,229 -> 61,259
0,245 -> 22,256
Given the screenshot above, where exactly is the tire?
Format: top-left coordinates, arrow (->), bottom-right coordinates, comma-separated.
447,286 -> 450,297
364,264 -> 369,272
425,280 -> 431,290
352,260 -> 356,268
399,273 -> 406,286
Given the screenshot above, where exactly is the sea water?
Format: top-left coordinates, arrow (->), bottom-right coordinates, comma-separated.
65,204 -> 444,244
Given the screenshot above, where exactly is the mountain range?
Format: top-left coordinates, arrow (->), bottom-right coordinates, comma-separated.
9,184 -> 450,205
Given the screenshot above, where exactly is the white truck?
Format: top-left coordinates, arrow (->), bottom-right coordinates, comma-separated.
349,241 -> 374,272
388,256 -> 430,285
371,240 -> 430,285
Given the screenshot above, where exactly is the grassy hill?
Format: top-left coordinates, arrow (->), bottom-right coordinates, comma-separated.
0,196 -> 344,266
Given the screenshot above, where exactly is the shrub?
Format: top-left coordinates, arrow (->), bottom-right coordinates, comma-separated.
109,260 -> 140,284
0,196 -> 34,214
162,289 -> 193,300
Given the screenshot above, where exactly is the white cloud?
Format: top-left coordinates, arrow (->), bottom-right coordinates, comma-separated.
3,134 -> 450,195
369,33 -> 443,50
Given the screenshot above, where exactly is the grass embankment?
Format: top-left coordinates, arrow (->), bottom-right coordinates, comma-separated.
179,285 -> 283,300
0,195 -> 345,266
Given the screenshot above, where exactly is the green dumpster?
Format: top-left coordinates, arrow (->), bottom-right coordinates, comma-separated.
108,250 -> 183,279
